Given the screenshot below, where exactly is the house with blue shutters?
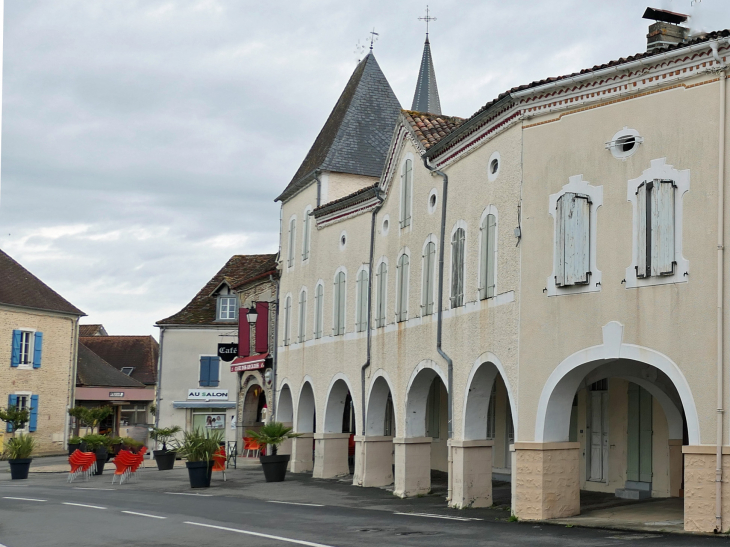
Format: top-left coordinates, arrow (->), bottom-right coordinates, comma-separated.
0,248 -> 85,455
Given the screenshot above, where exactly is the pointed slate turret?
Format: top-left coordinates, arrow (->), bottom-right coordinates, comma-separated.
411,37 -> 441,115
276,53 -> 401,203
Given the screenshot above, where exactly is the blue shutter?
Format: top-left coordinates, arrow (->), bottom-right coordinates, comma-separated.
29,395 -> 39,432
33,332 -> 43,368
11,330 -> 21,367
209,357 -> 220,387
7,394 -> 17,432
199,357 -> 210,387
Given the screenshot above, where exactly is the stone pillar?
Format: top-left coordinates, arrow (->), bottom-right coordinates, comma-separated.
513,442 -> 580,520
313,433 -> 350,478
289,432 -> 313,473
393,437 -> 431,498
353,436 -> 394,487
682,445 -> 730,533
668,439 -> 682,498
449,439 -> 494,508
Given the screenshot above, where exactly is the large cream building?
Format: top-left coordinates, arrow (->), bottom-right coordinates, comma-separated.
273,14 -> 730,533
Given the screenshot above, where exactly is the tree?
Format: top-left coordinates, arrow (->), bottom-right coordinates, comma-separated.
0,406 -> 30,435
68,406 -> 113,434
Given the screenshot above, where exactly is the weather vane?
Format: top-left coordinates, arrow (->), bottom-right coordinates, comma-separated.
419,5 -> 436,37
355,28 -> 379,63
369,28 -> 379,51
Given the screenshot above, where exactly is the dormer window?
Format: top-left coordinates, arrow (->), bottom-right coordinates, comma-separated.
121,367 -> 134,376
218,296 -> 238,321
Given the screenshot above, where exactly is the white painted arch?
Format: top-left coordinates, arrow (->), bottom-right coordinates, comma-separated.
404,359 -> 448,438
323,373 -> 355,433
295,376 -> 317,433
366,369 -> 399,436
462,352 -> 517,440
535,321 -> 700,445
276,380 -> 294,423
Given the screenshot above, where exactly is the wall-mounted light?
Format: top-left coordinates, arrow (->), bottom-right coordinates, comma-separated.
246,302 -> 258,325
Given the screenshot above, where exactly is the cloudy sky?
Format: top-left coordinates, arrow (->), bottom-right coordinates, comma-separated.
0,0 -> 727,337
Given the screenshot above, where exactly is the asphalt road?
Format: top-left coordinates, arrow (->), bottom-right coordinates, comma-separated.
0,480 -> 728,547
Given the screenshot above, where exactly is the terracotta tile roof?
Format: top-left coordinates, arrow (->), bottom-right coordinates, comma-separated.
0,248 -> 84,316
156,254 -> 277,326
76,342 -> 145,388
79,324 -> 108,337
79,335 -> 159,385
402,110 -> 466,150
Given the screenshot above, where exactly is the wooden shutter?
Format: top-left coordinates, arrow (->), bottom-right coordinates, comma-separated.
652,180 -> 676,276
357,270 -> 368,332
209,357 -> 220,387
557,193 -> 591,286
555,195 -> 567,286
397,254 -> 409,322
423,242 -> 435,315
298,291 -> 306,342
32,332 -> 43,368
29,395 -> 39,432
451,229 -> 465,306
636,183 -> 649,278
7,394 -> 17,432
11,330 -> 21,367
288,219 -> 296,267
255,302 -> 269,353
377,263 -> 387,327
199,357 -> 210,386
238,308 -> 250,357
337,272 -> 346,335
302,214 -> 310,260
486,215 -> 496,298
284,296 -> 291,346
401,160 -> 412,228
315,285 -> 323,339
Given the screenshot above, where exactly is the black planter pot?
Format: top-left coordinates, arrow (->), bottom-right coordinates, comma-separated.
260,454 -> 290,482
67,443 -> 80,455
186,461 -> 213,488
153,450 -> 177,471
8,458 -> 32,480
93,447 -> 108,475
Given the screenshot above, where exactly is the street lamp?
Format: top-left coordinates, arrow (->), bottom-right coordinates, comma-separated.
246,302 -> 258,325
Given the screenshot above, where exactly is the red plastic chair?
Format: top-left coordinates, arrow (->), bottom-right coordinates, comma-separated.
68,450 -> 97,483
212,446 -> 227,481
111,450 -> 135,485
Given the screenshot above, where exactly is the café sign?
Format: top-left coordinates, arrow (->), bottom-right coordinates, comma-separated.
217,343 -> 238,362
187,389 -> 229,401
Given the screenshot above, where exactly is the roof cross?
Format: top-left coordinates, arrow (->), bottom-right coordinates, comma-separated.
418,5 -> 436,37
369,28 -> 379,51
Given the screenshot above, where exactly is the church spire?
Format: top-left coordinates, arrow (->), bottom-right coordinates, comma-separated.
411,6 -> 441,114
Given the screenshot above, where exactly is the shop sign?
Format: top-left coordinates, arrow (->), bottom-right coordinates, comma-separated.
109,392 -> 124,397
187,389 -> 229,400
230,361 -> 265,372
217,343 -> 238,362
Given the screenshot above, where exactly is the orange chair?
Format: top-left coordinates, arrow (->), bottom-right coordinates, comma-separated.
243,437 -> 261,458
212,446 -> 227,481
111,450 -> 135,485
68,450 -> 96,483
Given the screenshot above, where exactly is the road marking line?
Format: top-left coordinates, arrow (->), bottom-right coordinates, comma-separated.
74,487 -> 114,491
122,510 -> 167,519
184,521 -> 336,547
165,492 -> 213,497
393,512 -> 482,522
63,502 -> 106,510
267,500 -> 325,507
3,497 -> 46,502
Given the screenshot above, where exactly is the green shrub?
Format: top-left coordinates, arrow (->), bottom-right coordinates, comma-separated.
68,436 -> 82,445
173,428 -> 223,462
82,434 -> 111,450
4,434 -> 35,460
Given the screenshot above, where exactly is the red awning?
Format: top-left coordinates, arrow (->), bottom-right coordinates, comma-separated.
230,353 -> 269,372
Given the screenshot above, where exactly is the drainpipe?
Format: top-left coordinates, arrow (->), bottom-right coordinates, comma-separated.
314,170 -> 323,208
711,39 -> 729,534
423,156 -> 454,503
270,273 -> 281,427
358,187 -> 385,485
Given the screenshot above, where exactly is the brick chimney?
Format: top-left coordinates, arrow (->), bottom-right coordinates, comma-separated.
643,7 -> 689,52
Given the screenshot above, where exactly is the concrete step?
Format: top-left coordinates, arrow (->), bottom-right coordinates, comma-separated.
615,488 -> 652,500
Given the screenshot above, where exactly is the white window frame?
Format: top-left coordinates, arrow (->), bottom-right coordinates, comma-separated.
395,248 -> 411,322
218,295 -> 238,321
16,329 -> 36,369
547,175 -> 603,297
375,257 -> 388,328
283,293 -> 292,346
332,267 -> 347,336
421,235 -> 438,316
302,206 -> 312,263
449,221 -> 468,309
287,215 -> 297,269
478,206 -> 498,300
297,287 -> 307,344
12,391 -> 31,433
313,280 -> 324,339
399,154 -> 414,232
625,158 -> 689,289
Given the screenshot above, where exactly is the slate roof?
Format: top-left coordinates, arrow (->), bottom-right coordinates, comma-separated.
76,342 -> 145,388
79,336 -> 159,385
402,110 -> 465,150
156,254 -> 277,326
275,53 -> 401,203
0,248 -> 84,316
79,324 -> 108,337
411,38 -> 442,115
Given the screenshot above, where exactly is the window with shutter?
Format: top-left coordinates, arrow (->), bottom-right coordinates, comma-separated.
555,193 -> 591,287
400,159 -> 413,228
10,330 -> 21,367
298,290 -> 307,343
480,214 -> 497,299
208,357 -> 220,387
284,295 -> 292,346
302,211 -> 311,260
314,284 -> 324,339
356,269 -> 368,332
199,357 -> 210,386
422,242 -> 436,315
288,218 -> 296,268
333,271 -> 346,335
451,228 -> 465,307
396,254 -> 409,322
636,179 -> 676,278
376,262 -> 387,328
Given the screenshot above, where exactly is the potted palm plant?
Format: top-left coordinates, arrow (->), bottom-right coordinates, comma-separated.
3,434 -> 35,480
173,428 -> 223,488
150,426 -> 181,470
82,434 -> 111,475
247,422 -> 300,482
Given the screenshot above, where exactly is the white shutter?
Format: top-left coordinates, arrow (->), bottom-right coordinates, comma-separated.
636,183 -> 649,278
555,195 -> 567,286
451,229 -> 465,306
288,219 -> 296,267
377,262 -> 387,327
397,254 -> 409,322
337,272 -> 346,335
315,284 -> 323,339
423,243 -> 435,315
652,180 -> 676,276
284,296 -> 291,346
486,214 -> 496,298
401,160 -> 412,228
302,214 -> 310,260
298,291 -> 306,342
356,270 -> 368,332
560,193 -> 591,286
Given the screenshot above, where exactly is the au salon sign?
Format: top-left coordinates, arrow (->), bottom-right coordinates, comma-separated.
187,389 -> 229,401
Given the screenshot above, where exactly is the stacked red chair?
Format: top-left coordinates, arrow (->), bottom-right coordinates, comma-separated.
111,450 -> 136,485
212,446 -> 227,481
67,450 -> 96,483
